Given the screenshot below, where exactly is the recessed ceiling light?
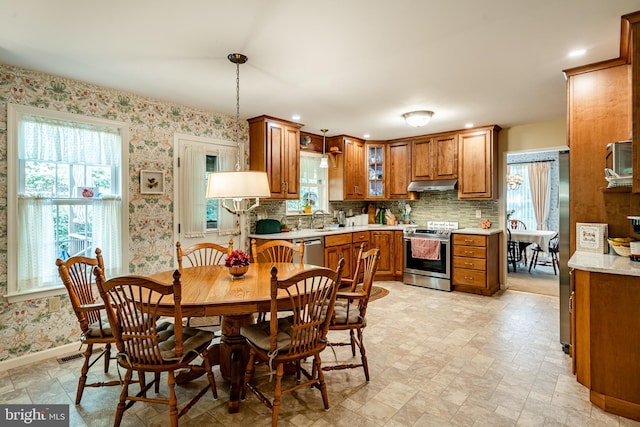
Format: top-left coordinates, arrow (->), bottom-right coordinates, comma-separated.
465,123 -> 474,128
363,134 -> 370,139
568,49 -> 586,58
292,114 -> 301,120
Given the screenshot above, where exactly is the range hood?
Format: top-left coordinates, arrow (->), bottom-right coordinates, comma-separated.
408,179 -> 458,192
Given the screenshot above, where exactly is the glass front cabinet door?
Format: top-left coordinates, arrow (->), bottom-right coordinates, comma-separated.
367,143 -> 385,198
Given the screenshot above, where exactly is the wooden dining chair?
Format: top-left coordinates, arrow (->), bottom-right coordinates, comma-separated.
529,232 -> 559,274
176,240 -> 233,270
95,268 -> 218,427
251,239 -> 306,322
251,239 -> 304,265
56,248 -> 121,405
508,219 -> 530,265
241,259 -> 344,427
506,228 -> 522,273
176,240 -> 233,327
323,245 -> 380,381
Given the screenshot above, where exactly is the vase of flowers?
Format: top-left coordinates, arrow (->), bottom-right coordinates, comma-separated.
225,250 -> 250,279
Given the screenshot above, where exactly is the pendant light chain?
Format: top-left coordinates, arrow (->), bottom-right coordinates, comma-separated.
234,58 -> 241,172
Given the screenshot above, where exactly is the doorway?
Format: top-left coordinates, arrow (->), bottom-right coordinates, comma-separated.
505,149 -> 563,296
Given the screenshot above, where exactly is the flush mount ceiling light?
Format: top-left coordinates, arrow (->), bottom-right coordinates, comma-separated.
403,110 -> 434,127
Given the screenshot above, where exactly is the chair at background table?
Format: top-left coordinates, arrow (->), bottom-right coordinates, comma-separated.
508,219 -> 530,266
323,245 -> 380,381
56,248 -> 121,405
529,233 -> 559,275
95,268 -> 218,427
241,260 -> 344,427
176,240 -> 233,327
506,229 -> 522,273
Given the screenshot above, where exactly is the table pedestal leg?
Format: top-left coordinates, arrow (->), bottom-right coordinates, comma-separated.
220,314 -> 253,413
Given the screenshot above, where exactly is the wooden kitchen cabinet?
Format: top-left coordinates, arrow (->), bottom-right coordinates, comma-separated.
366,143 -> 385,199
328,136 -> 366,200
393,230 -> 404,279
387,140 -> 416,199
457,125 -> 501,200
571,268 -> 640,422
248,115 -> 302,199
451,232 -> 500,296
411,132 -> 458,181
369,230 -> 393,279
324,233 -> 353,280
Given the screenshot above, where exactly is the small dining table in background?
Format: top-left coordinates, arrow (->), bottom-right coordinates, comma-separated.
509,229 -> 557,250
149,262 -> 319,413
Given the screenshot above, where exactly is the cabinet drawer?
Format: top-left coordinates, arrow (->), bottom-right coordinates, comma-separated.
453,256 -> 486,271
453,245 -> 486,259
453,234 -> 486,247
352,231 -> 369,243
453,268 -> 487,288
325,233 -> 352,247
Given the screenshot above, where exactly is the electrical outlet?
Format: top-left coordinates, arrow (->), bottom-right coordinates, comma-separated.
48,296 -> 61,312
476,209 -> 482,218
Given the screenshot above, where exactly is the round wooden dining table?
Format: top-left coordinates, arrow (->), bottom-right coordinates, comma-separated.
149,262 -> 318,413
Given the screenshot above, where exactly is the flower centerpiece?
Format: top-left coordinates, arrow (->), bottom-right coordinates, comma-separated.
225,249 -> 250,279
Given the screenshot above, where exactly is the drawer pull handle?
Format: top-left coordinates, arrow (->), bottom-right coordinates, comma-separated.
464,251 -> 473,255
464,239 -> 473,243
465,276 -> 474,280
464,262 -> 473,266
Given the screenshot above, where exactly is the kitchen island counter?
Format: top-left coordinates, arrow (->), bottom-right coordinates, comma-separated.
568,251 -> 640,277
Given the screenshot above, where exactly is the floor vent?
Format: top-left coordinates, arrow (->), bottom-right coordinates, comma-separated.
57,352 -> 84,364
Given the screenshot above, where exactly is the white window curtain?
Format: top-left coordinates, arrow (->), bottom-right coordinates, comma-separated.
180,143 -> 237,235
181,144 -> 206,238
506,164 -> 537,229
92,196 -> 122,277
19,114 -> 120,165
16,114 -> 122,292
528,161 -> 551,230
215,146 -> 237,233
17,196 -> 56,291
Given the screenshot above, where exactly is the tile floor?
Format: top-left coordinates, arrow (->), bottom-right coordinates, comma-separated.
2,281 -> 640,426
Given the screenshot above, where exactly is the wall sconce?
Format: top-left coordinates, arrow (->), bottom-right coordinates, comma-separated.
507,174 -> 524,190
402,110 -> 434,127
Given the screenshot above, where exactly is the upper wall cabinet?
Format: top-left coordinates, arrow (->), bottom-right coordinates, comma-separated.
411,132 -> 458,181
249,115 -> 302,200
458,125 -> 501,200
387,140 -> 415,199
329,136 -> 366,200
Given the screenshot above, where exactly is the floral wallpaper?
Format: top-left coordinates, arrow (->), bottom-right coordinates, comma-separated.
0,63 -> 247,362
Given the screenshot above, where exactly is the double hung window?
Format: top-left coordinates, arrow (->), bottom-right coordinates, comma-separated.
286,152 -> 328,214
7,104 -> 128,302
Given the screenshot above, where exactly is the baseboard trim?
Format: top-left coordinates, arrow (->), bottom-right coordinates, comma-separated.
0,342 -> 83,371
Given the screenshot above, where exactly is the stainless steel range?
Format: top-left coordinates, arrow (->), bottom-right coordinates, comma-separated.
403,221 -> 458,291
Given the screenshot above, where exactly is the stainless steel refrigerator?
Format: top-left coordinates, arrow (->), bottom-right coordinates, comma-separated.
558,150 -> 570,352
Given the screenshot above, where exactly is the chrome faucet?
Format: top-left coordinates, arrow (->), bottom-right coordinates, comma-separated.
311,210 -> 328,229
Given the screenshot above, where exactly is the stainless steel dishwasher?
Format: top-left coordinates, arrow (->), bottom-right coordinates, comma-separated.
293,238 -> 324,266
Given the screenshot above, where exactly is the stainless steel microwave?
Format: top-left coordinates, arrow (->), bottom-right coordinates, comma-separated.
606,140 -> 632,178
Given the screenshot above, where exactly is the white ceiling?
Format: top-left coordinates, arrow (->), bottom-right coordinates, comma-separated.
0,1 -> 638,140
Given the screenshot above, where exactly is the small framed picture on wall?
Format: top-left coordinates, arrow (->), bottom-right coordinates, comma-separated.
140,170 -> 165,195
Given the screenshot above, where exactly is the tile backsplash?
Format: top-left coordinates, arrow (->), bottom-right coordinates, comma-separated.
253,192 -> 499,230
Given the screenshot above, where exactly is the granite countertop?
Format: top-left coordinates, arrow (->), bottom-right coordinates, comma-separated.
248,224 -> 414,240
452,228 -> 503,235
568,251 -> 640,277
